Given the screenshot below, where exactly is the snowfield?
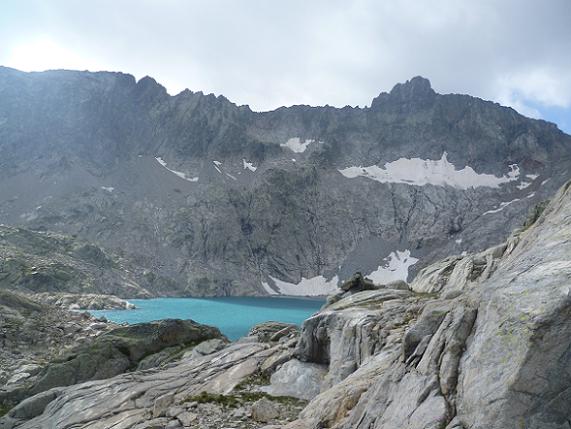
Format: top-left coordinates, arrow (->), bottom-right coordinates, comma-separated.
338,152 -> 522,189
262,249 -> 418,296
263,275 -> 340,296
366,250 -> 418,284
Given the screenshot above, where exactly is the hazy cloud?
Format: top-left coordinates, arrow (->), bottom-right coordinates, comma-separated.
1,0 -> 570,131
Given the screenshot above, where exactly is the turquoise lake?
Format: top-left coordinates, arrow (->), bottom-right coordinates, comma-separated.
90,297 -> 324,340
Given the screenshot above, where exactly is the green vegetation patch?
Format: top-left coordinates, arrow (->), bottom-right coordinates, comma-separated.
0,404 -> 12,418
184,390 -> 305,408
235,371 -> 271,390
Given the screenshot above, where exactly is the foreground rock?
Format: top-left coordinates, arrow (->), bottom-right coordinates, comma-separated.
0,290 -> 112,391
249,322 -> 299,343
0,338 -> 305,428
1,319 -> 224,408
283,184 -> 571,428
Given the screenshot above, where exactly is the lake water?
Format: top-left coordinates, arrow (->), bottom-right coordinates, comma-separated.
89,296 -> 324,340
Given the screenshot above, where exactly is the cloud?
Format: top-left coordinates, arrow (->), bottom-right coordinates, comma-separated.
0,0 -> 570,130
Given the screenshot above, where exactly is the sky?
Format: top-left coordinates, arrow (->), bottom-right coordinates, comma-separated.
1,0 -> 570,133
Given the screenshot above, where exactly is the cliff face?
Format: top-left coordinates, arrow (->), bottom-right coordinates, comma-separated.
2,181 -> 571,429
1,67 -> 571,296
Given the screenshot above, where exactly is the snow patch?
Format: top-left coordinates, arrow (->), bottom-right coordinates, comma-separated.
482,198 -> 521,215
455,238 -> 463,244
225,173 -> 237,181
101,186 -> 114,193
212,161 -> 222,174
268,275 -> 339,296
242,159 -> 257,172
338,152 -> 520,189
366,250 -> 418,284
517,181 -> 531,190
155,157 -> 199,182
281,138 -> 315,153
526,174 -> 539,180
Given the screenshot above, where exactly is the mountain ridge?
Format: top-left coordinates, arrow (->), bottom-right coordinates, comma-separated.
1,65 -> 567,131
0,66 -> 570,296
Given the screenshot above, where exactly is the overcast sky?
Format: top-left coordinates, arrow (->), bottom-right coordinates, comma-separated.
1,0 -> 570,132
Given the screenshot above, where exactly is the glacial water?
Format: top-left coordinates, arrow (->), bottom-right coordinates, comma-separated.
89,296 -> 324,340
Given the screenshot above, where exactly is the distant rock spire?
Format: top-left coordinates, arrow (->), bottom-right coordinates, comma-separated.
371,76 -> 436,110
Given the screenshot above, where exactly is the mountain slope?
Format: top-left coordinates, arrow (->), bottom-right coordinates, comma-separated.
0,225 -> 148,297
1,67 -> 570,296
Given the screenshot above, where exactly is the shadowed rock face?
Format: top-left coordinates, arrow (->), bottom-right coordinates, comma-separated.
1,67 -> 571,296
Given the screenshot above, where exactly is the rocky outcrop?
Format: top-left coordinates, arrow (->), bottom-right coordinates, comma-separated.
283,181 -> 571,428
0,290 -> 112,391
0,225 -> 149,297
0,337 -> 305,428
1,67 -> 570,296
0,319 -> 225,408
32,292 -> 136,310
249,322 -> 299,343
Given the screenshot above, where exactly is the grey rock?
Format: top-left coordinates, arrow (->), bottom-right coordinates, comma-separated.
1,318 -> 224,407
184,338 -> 228,359
33,292 -> 137,310
339,272 -> 375,292
0,225 -> 149,297
153,393 -> 175,417
251,397 -> 280,422
249,322 -> 299,343
0,341 -> 274,428
385,280 -> 409,290
261,359 -> 326,400
285,182 -> 571,428
6,389 -> 62,420
176,411 -> 197,426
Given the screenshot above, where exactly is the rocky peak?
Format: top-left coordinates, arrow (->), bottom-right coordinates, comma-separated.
391,76 -> 434,98
134,75 -> 168,101
370,75 -> 436,109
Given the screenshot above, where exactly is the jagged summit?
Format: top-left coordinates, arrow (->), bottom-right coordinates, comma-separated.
370,75 -> 436,109
390,75 -> 435,98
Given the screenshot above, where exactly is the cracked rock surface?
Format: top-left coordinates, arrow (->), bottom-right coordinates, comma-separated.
2,183 -> 571,428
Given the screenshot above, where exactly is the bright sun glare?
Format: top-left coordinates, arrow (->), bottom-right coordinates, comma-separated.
4,37 -> 102,72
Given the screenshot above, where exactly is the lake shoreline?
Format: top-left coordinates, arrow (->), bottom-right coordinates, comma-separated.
89,296 -> 324,340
